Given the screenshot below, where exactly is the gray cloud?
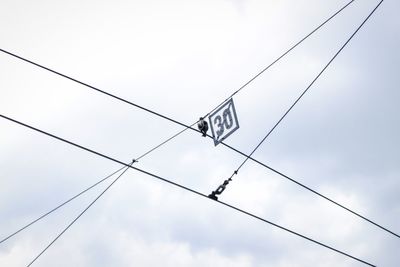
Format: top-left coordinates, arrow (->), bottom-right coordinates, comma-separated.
1,0 -> 399,266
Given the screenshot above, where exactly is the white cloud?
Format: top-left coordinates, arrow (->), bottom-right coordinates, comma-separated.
1,0 -> 399,266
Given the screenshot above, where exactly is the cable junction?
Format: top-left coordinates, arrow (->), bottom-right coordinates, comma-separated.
0,114 -> 376,267
0,123 -> 198,244
26,161 -> 135,267
0,166 -> 126,244
209,0 -> 384,199
0,0 -> 397,241
0,0 -> 355,165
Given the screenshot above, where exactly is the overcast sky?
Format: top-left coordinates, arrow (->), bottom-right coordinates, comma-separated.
1,0 -> 399,266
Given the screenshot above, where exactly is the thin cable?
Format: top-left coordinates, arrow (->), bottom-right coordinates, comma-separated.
0,54 -> 188,131
0,123 -> 197,244
203,0 -> 355,118
0,0 -> 354,143
0,1 -> 355,224
218,142 -> 400,239
210,0 -> 399,239
26,161 -> 134,267
0,0 -> 393,241
235,0 -> 384,174
2,0 -> 400,241
136,121 -> 198,161
0,0 -> 368,232
2,4 -> 399,241
0,127 -> 193,244
1,115 -> 375,267
0,165 -> 126,244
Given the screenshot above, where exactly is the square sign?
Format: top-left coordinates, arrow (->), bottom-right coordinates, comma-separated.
209,98 -> 239,146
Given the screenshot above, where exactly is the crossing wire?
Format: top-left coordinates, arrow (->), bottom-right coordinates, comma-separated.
0,0 -> 397,240
0,0 -> 355,163
0,165 -> 126,244
0,123 -> 198,244
212,0 -> 398,238
0,114 -> 375,267
0,122 -> 201,244
226,0 -> 385,177
202,0 -> 355,118
26,161 -> 134,267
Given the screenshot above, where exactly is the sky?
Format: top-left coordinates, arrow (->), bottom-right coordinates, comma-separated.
0,0 -> 399,266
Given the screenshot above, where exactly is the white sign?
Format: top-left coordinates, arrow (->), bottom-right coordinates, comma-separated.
209,98 -> 239,146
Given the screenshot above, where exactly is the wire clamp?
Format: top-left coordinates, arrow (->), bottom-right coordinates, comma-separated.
208,179 -> 231,201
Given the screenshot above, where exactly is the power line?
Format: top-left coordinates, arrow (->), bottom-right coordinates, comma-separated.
0,122 -> 198,243
233,0 -> 383,172
219,142 -> 400,240
136,121 -> 198,161
208,0 -> 398,239
203,0 -> 355,118
0,0 -> 354,160
0,114 -> 375,267
213,0 -> 383,192
27,161 -> 134,266
0,0 -> 395,244
0,166 -> 126,244
0,1 -> 396,241
5,103 -> 197,259
0,49 -> 189,130
0,2 -> 383,265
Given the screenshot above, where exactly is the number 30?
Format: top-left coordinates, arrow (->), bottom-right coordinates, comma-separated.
214,107 -> 233,138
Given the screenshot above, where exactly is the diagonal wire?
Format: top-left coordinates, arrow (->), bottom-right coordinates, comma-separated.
0,121 -> 197,244
218,142 -> 400,240
202,0 -> 355,118
0,0 -> 355,158
0,165 -> 126,244
234,0 -> 385,173
136,121 -> 198,161
0,0 -> 357,233
1,114 -> 375,267
26,161 -> 135,266
0,1 -> 395,242
209,0 -> 395,238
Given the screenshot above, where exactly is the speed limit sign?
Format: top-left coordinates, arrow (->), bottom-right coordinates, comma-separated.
209,98 -> 240,146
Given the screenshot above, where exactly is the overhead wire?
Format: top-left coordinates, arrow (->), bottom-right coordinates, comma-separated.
0,1 -> 386,265
26,161 -> 135,267
0,165 -> 126,244
210,0 -> 399,239
0,0 -> 355,163
0,119 -> 197,243
0,114 -> 376,267
0,0 -> 397,240
219,141 -> 400,239
202,0 -> 355,118
210,0 -> 385,194
234,0 -> 382,172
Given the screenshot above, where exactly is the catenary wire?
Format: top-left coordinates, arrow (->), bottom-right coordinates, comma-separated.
210,0 -> 395,238
0,165 -> 126,244
202,0 -> 355,118
235,0 -> 384,174
211,0 -> 397,238
0,120 -> 197,243
0,114 -> 375,267
0,1 -> 395,241
0,0 -> 354,158
0,2 -> 383,265
0,0 -> 364,228
26,161 -> 135,267
136,121 -> 198,161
